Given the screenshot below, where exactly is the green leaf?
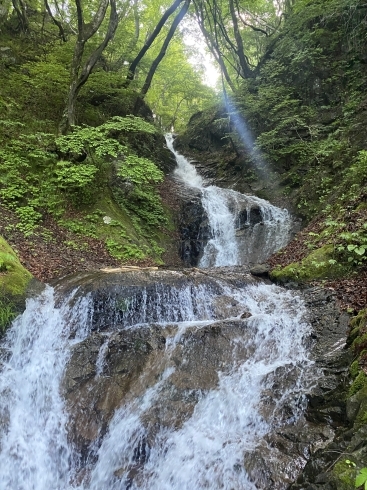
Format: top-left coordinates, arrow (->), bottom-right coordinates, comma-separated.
354,247 -> 366,256
355,468 -> 367,487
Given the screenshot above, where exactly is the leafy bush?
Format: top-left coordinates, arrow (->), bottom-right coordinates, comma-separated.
0,115 -> 164,237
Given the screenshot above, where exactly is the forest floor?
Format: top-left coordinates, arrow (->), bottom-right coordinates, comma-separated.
0,178 -> 182,283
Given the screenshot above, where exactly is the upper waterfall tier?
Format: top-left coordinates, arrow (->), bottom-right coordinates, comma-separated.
166,133 -> 293,267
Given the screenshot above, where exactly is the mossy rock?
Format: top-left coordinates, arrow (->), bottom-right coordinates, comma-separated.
0,236 -> 32,297
0,236 -> 33,332
270,245 -> 347,283
349,371 -> 367,397
353,332 -> 367,355
354,384 -> 367,427
331,460 -> 358,490
350,309 -> 367,332
350,360 -> 360,379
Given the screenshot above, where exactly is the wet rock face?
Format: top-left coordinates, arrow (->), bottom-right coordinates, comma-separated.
63,327 -> 166,462
177,189 -> 209,266
177,188 -> 268,267
236,205 -> 262,229
238,286 -> 351,490
59,270 -> 351,489
56,268 -> 258,335
63,319 -> 255,467
288,287 -> 354,490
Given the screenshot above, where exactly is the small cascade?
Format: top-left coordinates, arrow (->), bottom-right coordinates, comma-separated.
78,283 -> 313,490
166,134 -> 292,266
0,287 -> 92,490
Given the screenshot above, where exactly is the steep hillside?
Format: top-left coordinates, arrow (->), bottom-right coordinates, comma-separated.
0,33 -> 181,273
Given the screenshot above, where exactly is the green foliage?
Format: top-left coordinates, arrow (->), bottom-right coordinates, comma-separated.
332,460 -> 357,489
117,155 -> 163,184
349,371 -> 367,397
356,468 -> 367,489
0,297 -> 16,333
105,239 -> 147,261
145,37 -> 217,131
55,161 -> 98,190
234,0 -> 367,230
0,114 -> 165,239
14,206 -> 43,237
56,116 -> 156,157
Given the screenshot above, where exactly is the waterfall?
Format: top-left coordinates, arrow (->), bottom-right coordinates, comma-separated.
0,287 -> 92,489
0,137 -> 319,489
82,283 -> 313,490
166,133 -> 292,266
0,273 -> 317,489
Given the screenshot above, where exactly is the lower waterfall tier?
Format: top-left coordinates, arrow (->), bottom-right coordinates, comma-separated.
0,268 -> 348,489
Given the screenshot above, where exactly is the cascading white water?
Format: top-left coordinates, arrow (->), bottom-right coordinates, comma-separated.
0,287 -> 92,490
81,284 -> 313,490
166,133 -> 293,266
0,276 -> 316,489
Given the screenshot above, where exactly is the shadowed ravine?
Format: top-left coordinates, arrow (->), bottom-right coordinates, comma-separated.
0,143 -> 347,489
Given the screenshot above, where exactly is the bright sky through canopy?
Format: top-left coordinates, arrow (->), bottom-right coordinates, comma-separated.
181,19 -> 220,89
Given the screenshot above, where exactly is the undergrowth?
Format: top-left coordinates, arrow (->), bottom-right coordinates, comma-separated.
0,116 -> 169,263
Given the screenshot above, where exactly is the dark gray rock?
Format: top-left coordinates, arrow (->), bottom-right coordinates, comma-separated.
250,263 -> 270,276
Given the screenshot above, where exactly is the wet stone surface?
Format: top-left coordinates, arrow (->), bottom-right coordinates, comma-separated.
59,268 -> 353,488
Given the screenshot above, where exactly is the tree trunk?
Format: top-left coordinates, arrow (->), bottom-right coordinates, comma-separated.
125,0 -> 185,85
44,0 -> 67,41
11,0 -> 28,31
228,0 -> 253,78
59,0 -> 118,134
140,0 -> 190,97
193,0 -> 236,91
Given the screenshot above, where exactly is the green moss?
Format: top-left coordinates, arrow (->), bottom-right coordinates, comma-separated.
0,236 -> 32,297
349,371 -> 367,397
0,236 -> 32,333
350,309 -> 367,331
332,460 -> 357,488
353,332 -> 367,352
61,189 -> 171,265
270,245 -> 346,283
350,360 -> 360,379
332,460 -> 357,489
348,326 -> 363,346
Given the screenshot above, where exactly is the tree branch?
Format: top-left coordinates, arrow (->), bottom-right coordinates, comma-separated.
76,0 -> 118,92
140,0 -> 190,97
83,0 -> 109,40
44,0 -> 67,41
